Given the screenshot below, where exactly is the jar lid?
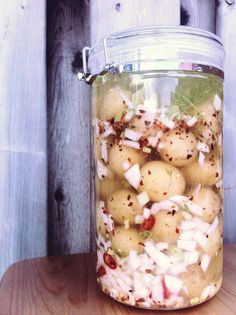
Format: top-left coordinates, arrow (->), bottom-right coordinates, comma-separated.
79,26 -> 225,84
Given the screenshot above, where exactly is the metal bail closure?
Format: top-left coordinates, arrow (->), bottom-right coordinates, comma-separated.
78,36 -> 124,84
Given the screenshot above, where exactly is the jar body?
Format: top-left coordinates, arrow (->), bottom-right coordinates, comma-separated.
93,71 -> 223,309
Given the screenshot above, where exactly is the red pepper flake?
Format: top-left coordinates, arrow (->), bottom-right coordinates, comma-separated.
128,202 -> 133,207
172,210 -> 176,216
138,137 -> 149,149
187,154 -> 192,160
139,109 -> 146,113
97,265 -> 106,277
140,215 -> 155,231
169,157 -> 173,162
127,194 -> 131,201
139,242 -> 145,247
211,144 -> 214,150
128,157 -> 131,163
148,170 -> 151,175
176,228 -> 180,234
145,269 -> 152,273
136,298 -> 145,303
163,192 -> 167,196
162,278 -> 171,299
103,253 -> 117,269
216,172 -> 219,177
189,195 -> 193,201
140,180 -> 144,186
144,121 -> 151,126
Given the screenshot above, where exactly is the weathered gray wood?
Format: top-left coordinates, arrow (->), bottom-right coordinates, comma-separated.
0,0 -> 47,277
47,0 -> 91,255
216,0 -> 236,243
181,0 -> 216,32
91,0 -> 180,45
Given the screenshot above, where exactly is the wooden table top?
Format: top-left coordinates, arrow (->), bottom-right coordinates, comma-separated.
0,245 -> 235,315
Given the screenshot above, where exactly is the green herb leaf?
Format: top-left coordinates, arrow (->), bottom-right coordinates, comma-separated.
183,203 -> 191,212
140,230 -> 152,240
114,111 -> 124,122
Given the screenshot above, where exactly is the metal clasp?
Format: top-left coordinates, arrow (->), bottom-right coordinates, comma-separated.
77,47 -> 96,84
103,36 -> 123,74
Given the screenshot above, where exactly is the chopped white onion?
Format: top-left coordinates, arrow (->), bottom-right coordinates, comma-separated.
143,207 -> 151,219
216,180 -> 223,189
122,139 -> 140,150
193,217 -> 210,233
197,141 -> 210,153
169,195 -> 203,216
179,230 -> 195,241
124,110 -> 134,122
181,211 -> 192,221
133,278 -> 150,299
177,240 -> 196,251
206,216 -> 219,237
145,241 -> 170,271
135,215 -> 144,224
159,115 -> 175,129
120,91 -> 135,109
202,128 -> 212,139
180,220 -> 196,231
97,160 -> 108,179
103,126 -> 115,138
127,250 -> 141,270
168,263 -> 186,276
157,142 -> 165,150
148,131 -> 163,148
124,164 -> 141,190
200,284 -> 215,300
198,151 -> 205,165
184,250 -> 200,265
201,254 -> 211,273
122,159 -> 131,171
151,278 -> 164,303
151,200 -> 179,215
164,274 -> 183,295
214,94 -> 222,111
186,116 -> 198,127
192,183 -> 202,196
193,230 -> 208,251
137,191 -> 150,208
156,242 -> 169,251
101,140 -> 108,163
124,128 -> 142,142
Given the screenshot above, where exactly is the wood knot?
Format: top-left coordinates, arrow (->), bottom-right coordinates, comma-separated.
54,187 -> 65,203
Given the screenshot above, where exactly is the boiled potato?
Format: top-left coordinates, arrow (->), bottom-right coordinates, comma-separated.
111,226 -> 144,256
152,210 -> 184,242
139,161 -> 185,202
180,264 -> 207,299
107,189 -> 142,225
109,143 -> 146,177
206,247 -> 223,284
160,127 -> 198,167
192,100 -> 222,142
182,154 -> 221,186
190,187 -> 221,223
97,178 -> 123,200
98,86 -> 130,120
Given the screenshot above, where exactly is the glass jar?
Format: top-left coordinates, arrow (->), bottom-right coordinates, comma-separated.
79,26 -> 225,310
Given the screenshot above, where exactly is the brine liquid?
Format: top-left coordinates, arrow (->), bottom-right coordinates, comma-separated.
92,71 -> 223,309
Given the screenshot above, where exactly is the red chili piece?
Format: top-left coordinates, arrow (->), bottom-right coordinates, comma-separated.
103,253 -> 117,269
97,265 -> 106,277
162,278 -> 171,299
140,215 -> 155,232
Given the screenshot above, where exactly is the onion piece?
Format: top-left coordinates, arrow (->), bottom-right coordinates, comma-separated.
198,151 -> 205,165
156,242 -> 169,251
186,116 -> 197,127
216,180 -> 223,189
133,278 -> 150,299
143,207 -> 151,219
151,200 -> 179,215
103,126 -> 115,138
135,215 -> 144,224
206,216 -> 219,237
193,217 -> 210,233
122,139 -> 140,150
119,91 -> 135,109
127,250 -> 141,270
159,115 -> 175,129
180,220 -> 196,231
124,110 -> 134,122
197,141 -> 210,153
201,254 -> 211,273
179,230 -> 195,241
137,191 -> 150,208
181,211 -> 192,221
193,230 -> 208,251
124,128 -> 142,142
164,274 -> 183,295
184,250 -> 200,265
124,164 -> 141,190
214,94 -> 222,111
151,278 -> 164,303
148,131 -> 163,148
145,241 -> 170,271
97,160 -> 108,179
202,128 -> 212,139
169,195 -> 203,216
157,142 -> 165,150
101,140 -> 108,163
168,263 -> 186,276
177,240 -> 196,251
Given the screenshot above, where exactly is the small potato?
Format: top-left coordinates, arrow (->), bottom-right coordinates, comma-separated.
190,187 -> 221,223
140,161 -> 185,202
206,247 -> 223,284
97,178 -> 123,200
152,210 -> 184,242
160,127 -> 198,167
98,86 -> 130,120
111,226 -> 144,256
107,189 -> 142,225
182,154 -> 221,186
180,264 -> 207,299
109,143 -> 146,177
192,101 -> 222,142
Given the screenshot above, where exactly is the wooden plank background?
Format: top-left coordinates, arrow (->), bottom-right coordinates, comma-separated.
0,0 -> 235,278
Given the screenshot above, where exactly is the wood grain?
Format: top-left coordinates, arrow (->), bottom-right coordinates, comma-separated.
47,0 -> 91,255
0,1 -> 47,278
90,0 -> 180,45
216,1 -> 236,243
181,0 -> 216,32
0,245 -> 235,315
